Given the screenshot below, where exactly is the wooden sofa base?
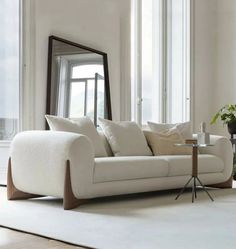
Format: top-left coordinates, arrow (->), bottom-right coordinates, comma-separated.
7,158 -> 86,210
63,160 -> 87,210
7,158 -> 42,200
206,176 -> 233,189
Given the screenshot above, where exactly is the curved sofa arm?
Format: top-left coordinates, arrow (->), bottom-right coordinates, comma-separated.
10,131 -> 94,198
193,134 -> 233,180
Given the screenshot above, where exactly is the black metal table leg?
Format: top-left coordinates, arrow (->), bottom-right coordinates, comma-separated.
175,176 -> 214,202
196,177 -> 214,201
194,177 -> 197,199
192,183 -> 195,203
175,177 -> 193,200
175,142 -> 215,202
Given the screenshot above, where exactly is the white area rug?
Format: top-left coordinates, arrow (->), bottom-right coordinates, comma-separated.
1,187 -> 236,249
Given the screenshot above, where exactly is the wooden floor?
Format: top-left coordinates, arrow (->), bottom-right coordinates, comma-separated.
0,227 -> 86,249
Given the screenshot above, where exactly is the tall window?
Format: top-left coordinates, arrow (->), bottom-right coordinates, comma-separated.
0,0 -> 20,140
131,0 -> 190,125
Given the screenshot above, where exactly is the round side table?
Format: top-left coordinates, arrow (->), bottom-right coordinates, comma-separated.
174,143 -> 214,203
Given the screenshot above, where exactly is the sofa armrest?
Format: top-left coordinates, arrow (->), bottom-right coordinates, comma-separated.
10,131 -> 94,198
193,134 -> 233,180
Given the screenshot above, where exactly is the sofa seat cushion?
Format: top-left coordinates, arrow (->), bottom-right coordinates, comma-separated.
94,156 -> 169,183
163,154 -> 224,177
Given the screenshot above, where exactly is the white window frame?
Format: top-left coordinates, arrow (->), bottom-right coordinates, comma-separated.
131,0 -> 194,126
131,0 -> 142,125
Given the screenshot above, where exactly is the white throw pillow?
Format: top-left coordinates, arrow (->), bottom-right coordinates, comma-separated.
99,118 -> 152,157
144,130 -> 192,155
147,121 -> 192,139
45,115 -> 107,157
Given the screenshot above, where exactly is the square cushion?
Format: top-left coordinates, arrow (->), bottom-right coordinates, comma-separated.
147,121 -> 192,139
45,115 -> 107,157
144,130 -> 192,155
98,130 -> 113,157
99,118 -> 152,156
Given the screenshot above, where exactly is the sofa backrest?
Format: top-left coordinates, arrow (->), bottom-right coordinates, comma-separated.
98,130 -> 114,157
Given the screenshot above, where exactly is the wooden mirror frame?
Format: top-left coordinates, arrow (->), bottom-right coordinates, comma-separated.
46,35 -> 112,128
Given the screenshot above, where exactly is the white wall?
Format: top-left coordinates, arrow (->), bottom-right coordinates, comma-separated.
33,0 -> 122,129
212,0 -> 236,137
192,0 -> 217,133
118,0 -> 131,121
193,0 -> 236,137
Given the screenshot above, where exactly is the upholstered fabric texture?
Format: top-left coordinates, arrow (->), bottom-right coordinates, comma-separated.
144,130 -> 192,155
94,156 -> 168,183
98,130 -> 113,156
160,154 -> 224,176
99,118 -> 152,156
45,115 -> 107,157
147,121 -> 192,139
10,131 -> 233,199
10,131 -> 95,198
94,154 -> 224,183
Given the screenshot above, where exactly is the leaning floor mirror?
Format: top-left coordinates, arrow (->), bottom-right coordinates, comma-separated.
46,36 -> 112,127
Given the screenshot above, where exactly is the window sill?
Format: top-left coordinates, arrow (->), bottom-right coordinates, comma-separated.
0,141 -> 11,148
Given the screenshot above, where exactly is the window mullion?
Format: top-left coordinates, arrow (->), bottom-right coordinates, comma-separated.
136,0 -> 142,126
161,0 -> 168,123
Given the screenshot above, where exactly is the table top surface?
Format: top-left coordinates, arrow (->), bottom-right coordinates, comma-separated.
175,143 -> 214,148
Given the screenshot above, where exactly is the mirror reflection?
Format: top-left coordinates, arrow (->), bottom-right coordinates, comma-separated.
47,36 -> 112,126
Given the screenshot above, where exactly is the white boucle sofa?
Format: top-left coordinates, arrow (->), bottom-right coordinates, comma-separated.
8,130 -> 233,209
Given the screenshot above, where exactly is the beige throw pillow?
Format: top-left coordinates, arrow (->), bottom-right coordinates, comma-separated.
147,121 -> 192,139
99,118 -> 152,157
45,115 -> 107,157
144,130 -> 192,156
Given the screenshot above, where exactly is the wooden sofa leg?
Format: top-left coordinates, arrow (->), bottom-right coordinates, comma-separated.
63,160 -> 87,210
207,176 -> 233,189
7,158 -> 42,200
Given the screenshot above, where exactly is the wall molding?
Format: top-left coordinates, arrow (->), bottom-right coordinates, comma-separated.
20,0 -> 36,131
0,141 -> 11,148
120,0 -> 131,121
190,0 -> 195,132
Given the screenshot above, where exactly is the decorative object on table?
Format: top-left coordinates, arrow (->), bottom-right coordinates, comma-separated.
197,122 -> 210,144
210,104 -> 236,137
185,139 -> 197,144
175,143 -> 214,203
